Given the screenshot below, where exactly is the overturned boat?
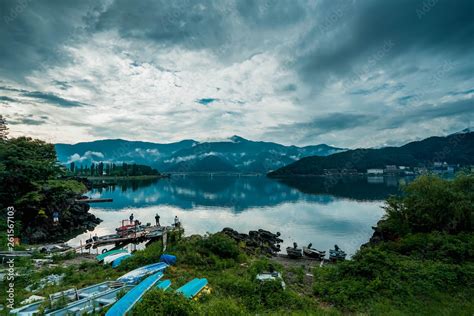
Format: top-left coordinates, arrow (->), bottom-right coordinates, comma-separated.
302,243 -> 326,259
329,244 -> 347,262
286,242 -> 303,259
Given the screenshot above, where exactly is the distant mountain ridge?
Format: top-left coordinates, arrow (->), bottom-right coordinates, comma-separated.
268,131 -> 474,177
55,136 -> 344,173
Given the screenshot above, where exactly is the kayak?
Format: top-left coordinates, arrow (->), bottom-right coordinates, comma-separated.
156,279 -> 171,291
106,272 -> 163,316
177,278 -> 208,299
104,252 -> 130,265
117,262 -> 168,284
96,249 -> 127,262
112,253 -> 132,268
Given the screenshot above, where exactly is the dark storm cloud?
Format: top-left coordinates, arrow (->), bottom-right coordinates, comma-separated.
297,0 -> 474,84
0,96 -> 16,102
267,113 -> 375,140
384,98 -> 474,129
6,113 -> 48,125
0,0 -> 97,81
22,91 -> 85,107
94,0 -> 231,49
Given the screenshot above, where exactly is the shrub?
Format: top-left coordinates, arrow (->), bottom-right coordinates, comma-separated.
132,289 -> 198,315
198,233 -> 240,259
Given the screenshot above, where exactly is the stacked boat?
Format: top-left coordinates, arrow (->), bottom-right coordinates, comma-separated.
9,281 -> 130,315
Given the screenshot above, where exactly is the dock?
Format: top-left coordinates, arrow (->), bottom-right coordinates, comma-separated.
74,225 -> 172,252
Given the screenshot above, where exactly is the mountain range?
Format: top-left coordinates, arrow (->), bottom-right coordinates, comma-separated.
268,130 -> 474,177
55,136 -> 344,173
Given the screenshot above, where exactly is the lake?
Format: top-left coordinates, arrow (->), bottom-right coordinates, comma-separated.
67,175 -> 408,257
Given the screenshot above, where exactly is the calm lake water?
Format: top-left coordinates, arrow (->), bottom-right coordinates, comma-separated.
67,175 -> 408,257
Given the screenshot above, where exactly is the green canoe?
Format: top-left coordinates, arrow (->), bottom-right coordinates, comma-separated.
96,249 -> 127,262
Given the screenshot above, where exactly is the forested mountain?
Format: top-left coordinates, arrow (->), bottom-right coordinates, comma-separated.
55,136 -> 344,173
268,131 -> 474,177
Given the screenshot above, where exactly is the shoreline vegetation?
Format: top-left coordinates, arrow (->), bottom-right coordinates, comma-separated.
0,136 -> 101,244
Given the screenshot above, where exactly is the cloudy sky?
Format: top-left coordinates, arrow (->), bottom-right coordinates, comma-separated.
0,0 -> 473,148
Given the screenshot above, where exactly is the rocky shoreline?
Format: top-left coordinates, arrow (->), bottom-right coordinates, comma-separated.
21,178 -> 102,244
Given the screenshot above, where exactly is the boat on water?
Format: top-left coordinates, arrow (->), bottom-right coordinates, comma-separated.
103,252 -> 130,265
45,286 -> 132,316
116,262 -> 168,284
10,281 -> 124,315
96,249 -> 127,262
176,278 -> 208,299
286,242 -> 303,259
106,272 -> 164,316
112,254 -> 132,268
302,243 -> 326,259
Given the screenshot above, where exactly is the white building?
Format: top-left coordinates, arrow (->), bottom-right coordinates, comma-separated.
367,168 -> 384,175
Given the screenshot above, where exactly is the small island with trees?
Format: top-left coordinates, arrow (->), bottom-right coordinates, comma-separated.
68,161 -> 167,181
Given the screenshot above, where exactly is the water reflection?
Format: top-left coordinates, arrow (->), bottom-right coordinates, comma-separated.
91,175 -> 403,211
70,175 -> 407,257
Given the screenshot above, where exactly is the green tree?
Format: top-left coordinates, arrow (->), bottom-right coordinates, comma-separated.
0,115 -> 8,141
97,162 -> 104,176
382,174 -> 474,236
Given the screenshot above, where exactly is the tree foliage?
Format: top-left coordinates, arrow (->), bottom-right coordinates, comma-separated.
381,174 -> 474,236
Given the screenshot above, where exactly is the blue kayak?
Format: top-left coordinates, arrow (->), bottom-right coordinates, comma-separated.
117,262 -> 167,284
177,278 -> 208,299
106,272 -> 163,316
156,279 -> 171,291
112,253 -> 132,268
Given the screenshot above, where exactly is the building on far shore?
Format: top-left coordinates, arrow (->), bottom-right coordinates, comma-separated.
367,168 -> 384,175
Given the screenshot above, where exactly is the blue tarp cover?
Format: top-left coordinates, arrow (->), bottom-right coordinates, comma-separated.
160,254 -> 177,265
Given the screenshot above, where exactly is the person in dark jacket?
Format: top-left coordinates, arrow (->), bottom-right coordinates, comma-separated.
155,213 -> 160,226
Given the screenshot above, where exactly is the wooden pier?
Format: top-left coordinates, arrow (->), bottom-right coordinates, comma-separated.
74,225 -> 172,252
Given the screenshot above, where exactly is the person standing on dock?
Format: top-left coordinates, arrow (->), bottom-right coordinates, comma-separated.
155,213 -> 160,226
129,213 -> 134,224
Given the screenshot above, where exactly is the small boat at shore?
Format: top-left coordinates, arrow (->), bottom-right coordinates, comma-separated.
177,278 -> 208,299
106,272 -> 164,316
112,254 -> 132,268
303,243 -> 326,259
156,279 -> 171,291
117,262 -> 168,284
103,252 -> 130,265
10,281 -> 125,315
286,242 -> 303,259
96,249 -> 127,262
329,245 -> 347,262
45,286 -> 132,316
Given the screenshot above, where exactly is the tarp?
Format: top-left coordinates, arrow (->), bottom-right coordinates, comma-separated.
160,254 -> 176,265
